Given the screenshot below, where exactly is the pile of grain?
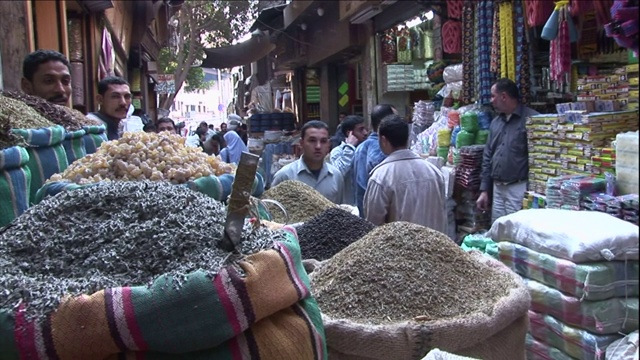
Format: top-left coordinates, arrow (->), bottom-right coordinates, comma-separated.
261,180 -> 336,224
311,222 -> 517,324
0,181 -> 284,320
1,90 -> 100,131
0,94 -> 55,149
297,208 -> 375,260
49,132 -> 234,184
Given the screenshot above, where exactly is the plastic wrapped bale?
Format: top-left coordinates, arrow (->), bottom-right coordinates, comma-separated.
460,112 -> 479,133
82,125 -> 107,154
0,146 -> 31,227
11,125 -> 68,204
605,330 -> 639,360
310,222 -> 531,360
0,182 -> 326,359
62,128 -> 87,164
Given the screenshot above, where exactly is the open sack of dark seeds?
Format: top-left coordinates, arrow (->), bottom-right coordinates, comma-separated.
0,181 -> 326,359
309,222 -> 531,360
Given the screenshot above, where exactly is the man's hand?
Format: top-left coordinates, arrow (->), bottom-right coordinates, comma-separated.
346,131 -> 359,146
477,191 -> 490,212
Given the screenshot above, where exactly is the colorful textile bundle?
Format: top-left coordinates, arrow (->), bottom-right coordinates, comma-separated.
454,145 -> 484,189
0,146 -> 31,227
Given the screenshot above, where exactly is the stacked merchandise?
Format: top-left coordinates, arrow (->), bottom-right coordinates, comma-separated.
454,145 -> 490,240
545,175 -> 607,210
579,193 -> 639,225
412,100 -> 436,129
619,194 -> 639,225
626,64 -> 639,111
615,131 -> 639,196
487,209 -> 640,360
588,148 -> 616,178
460,233 -> 499,260
575,65 -> 631,112
527,111 -> 639,195
522,191 -> 547,210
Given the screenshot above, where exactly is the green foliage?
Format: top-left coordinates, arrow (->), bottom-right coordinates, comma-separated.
158,48 -> 211,92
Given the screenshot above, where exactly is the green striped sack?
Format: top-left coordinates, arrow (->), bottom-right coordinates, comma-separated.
82,125 -> 108,154
12,126 -> 69,205
62,128 -> 87,164
188,172 -> 266,201
0,146 -> 31,227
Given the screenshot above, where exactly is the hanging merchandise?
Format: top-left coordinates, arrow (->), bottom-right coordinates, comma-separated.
397,28 -> 412,63
461,0 -> 475,104
569,0 -> 593,17
514,0 -> 532,104
447,0 -> 463,19
594,0 -> 615,29
527,0 -> 555,27
490,7 -> 501,75
549,6 -> 572,87
411,26 -> 425,60
442,21 -> 462,54
604,0 -> 640,55
499,0 -> 516,81
381,31 -> 398,64
477,0 -> 495,105
423,23 -> 435,60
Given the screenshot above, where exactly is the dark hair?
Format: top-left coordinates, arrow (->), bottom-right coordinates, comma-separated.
210,132 -> 225,146
301,120 -> 329,139
143,122 -> 157,133
493,78 -> 520,100
157,117 -> 176,128
378,114 -> 409,148
199,121 -> 208,128
340,115 -> 365,136
339,111 -> 348,117
97,76 -> 129,95
23,50 -> 70,81
195,127 -> 207,136
240,123 -> 247,130
371,104 -> 396,131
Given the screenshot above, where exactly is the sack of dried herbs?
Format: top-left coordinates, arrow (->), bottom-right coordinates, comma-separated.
311,222 -> 531,360
0,146 -> 31,227
261,180 -> 337,224
11,126 -> 69,205
62,128 -> 87,164
0,181 -> 327,359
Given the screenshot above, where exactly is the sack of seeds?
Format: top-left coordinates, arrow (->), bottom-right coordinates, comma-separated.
11,126 -> 69,205
188,172 -> 266,200
0,146 -> 31,227
0,182 -> 326,359
81,125 -> 108,155
311,223 -> 531,360
62,128 -> 87,164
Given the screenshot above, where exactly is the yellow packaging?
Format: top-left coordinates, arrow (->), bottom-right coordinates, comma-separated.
626,64 -> 639,73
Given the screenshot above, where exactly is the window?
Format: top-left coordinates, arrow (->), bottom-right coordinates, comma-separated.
190,105 -> 196,112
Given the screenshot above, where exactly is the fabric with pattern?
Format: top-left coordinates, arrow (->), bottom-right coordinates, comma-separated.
478,0 -> 496,105
499,1 -> 516,81
461,0 -> 476,104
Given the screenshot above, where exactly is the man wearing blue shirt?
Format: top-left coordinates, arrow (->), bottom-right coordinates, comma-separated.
353,104 -> 397,216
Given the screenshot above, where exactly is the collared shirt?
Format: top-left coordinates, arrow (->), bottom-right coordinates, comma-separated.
353,132 -> 386,216
364,149 -> 447,232
480,104 -> 540,192
87,112 -> 121,140
271,157 -> 344,204
330,141 -> 357,206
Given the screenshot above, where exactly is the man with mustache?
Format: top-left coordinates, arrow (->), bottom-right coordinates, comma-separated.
21,50 -> 72,106
87,76 -> 132,140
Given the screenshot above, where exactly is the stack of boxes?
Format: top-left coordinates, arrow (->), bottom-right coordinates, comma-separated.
382,64 -> 415,92
526,110 -> 639,195
575,66 -> 630,111
588,147 -> 616,178
627,63 -> 639,110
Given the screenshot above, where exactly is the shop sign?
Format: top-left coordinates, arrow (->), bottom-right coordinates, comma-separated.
155,74 -> 176,95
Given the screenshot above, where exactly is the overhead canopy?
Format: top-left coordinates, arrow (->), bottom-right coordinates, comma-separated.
250,4 -> 286,32
200,34 -> 275,69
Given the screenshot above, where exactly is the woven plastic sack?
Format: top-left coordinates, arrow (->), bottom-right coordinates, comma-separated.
528,310 -> 622,360
474,130 -> 489,145
605,331 -> 639,360
455,130 -> 475,148
460,112 -> 478,133
317,252 -> 531,360
422,349 -> 479,360
0,146 -> 31,227
437,146 -> 450,160
477,112 -> 492,130
82,125 -> 108,155
12,126 -> 69,205
62,128 -> 87,164
0,227 -> 327,359
498,241 -> 639,301
437,129 -> 452,147
526,333 -> 574,360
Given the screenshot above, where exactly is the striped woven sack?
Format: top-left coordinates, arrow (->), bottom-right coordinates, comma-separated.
525,333 -> 573,360
0,146 -> 31,227
0,227 -> 327,360
11,126 -> 68,205
82,125 -> 108,154
62,128 -> 87,164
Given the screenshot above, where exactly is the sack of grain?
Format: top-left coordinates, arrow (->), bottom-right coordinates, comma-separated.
62,128 -> 87,164
311,222 -> 531,360
422,349 -> 479,360
487,209 -> 639,262
0,182 -> 326,359
605,330 -> 639,360
0,146 -> 31,227
526,333 -> 574,360
82,125 -> 107,154
11,126 -> 69,205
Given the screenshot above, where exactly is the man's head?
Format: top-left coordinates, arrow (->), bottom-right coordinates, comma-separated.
156,117 -> 177,133
96,76 -> 131,120
338,111 -> 348,123
491,78 -> 520,115
198,121 -> 209,132
203,132 -> 225,155
220,122 -> 228,132
341,115 -> 368,143
143,122 -> 157,133
378,114 -> 409,155
300,120 -> 330,166
21,50 -> 72,106
371,104 -> 397,132
195,127 -> 207,143
208,124 -> 214,130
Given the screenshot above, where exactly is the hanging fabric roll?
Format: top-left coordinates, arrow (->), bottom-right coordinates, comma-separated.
474,1 -> 482,102
499,0 -> 516,81
433,14 -> 444,61
478,0 -> 495,105
490,6 -> 501,75
550,5 -> 572,87
461,0 -> 476,104
442,20 -> 463,54
514,0 -> 531,104
527,0 -> 555,27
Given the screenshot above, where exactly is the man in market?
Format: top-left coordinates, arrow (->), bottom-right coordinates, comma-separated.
330,115 -> 369,206
271,120 -> 344,204
86,76 -> 132,140
21,49 -> 72,106
330,111 -> 350,149
220,122 -> 228,133
477,78 -> 539,223
156,117 -> 177,134
353,104 -> 397,217
363,114 -> 447,232
198,121 -> 215,141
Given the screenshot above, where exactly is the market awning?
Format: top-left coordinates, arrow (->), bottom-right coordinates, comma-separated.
200,33 -> 275,69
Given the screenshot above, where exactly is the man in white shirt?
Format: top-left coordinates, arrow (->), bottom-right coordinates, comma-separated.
329,115 -> 368,206
364,114 -> 447,233
272,120 -> 344,204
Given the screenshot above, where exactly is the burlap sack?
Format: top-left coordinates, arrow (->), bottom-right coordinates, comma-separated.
317,252 -> 530,360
